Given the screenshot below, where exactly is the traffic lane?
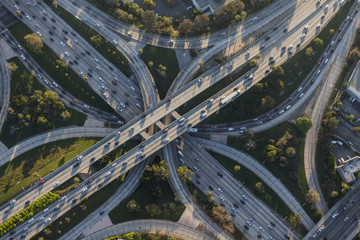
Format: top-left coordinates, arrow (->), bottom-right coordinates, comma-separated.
181,140 -> 297,240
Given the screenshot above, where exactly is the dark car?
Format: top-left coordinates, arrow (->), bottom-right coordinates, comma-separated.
99,210 -> 105,215
50,37 -> 54,42
51,18 -> 56,22
265,35 -> 271,41
244,225 -> 249,230
240,199 -> 245,204
234,203 -> 239,209
42,16 -> 47,21
73,162 -> 80,168
52,25 -> 56,30
48,30 -> 54,35
209,185 -> 214,190
85,50 -> 91,55
62,29 -> 68,34
217,172 -> 223,177
71,31 -> 76,36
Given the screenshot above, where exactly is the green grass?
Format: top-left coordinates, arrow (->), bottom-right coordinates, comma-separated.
204,0 -> 353,123
31,175 -> 126,240
46,2 -> 131,77
140,45 -> 180,99
8,22 -> 114,112
0,58 -> 86,147
227,122 -> 320,222
53,176 -> 83,196
179,64 -> 253,115
109,178 -> 185,223
0,138 -> 100,205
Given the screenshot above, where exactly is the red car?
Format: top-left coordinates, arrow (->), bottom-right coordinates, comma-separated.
195,174 -> 200,178
167,98 -> 172,102
163,128 -> 169,133
39,180 -> 45,184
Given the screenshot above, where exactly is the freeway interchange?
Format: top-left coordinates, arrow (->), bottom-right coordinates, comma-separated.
0,0 -> 359,239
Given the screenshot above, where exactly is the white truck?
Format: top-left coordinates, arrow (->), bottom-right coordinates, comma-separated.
220,90 -> 241,105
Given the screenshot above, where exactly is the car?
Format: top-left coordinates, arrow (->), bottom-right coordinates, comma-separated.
73,162 -> 80,168
217,172 -> 223,177
99,210 -> 105,216
330,40 -> 335,46
43,208 -> 49,213
25,201 -> 30,207
193,166 -> 199,171
268,224 -> 272,229
218,187 -> 223,192
61,196 -> 67,201
324,58 -> 329,64
103,93 -> 108,99
20,55 -> 26,61
234,203 -> 239,209
105,171 -> 112,176
209,185 -> 213,190
44,218 -> 51,224
53,181 -> 60,187
10,199 -> 16,205
319,225 -> 325,232
198,78 -> 203,84
167,97 -> 172,102
265,35 -> 271,41
244,225 -> 249,230
130,86 -> 136,91
39,179 -> 45,184
82,187 -> 88,192
259,226 -> 264,231
271,221 -> 276,226
240,199 -> 245,204
246,220 -> 252,226
163,128 -> 169,133
164,138 -> 170,143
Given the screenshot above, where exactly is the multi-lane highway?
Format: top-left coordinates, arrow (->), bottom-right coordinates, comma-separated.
1,0 -> 358,239
178,135 -> 300,239
0,44 -> 10,132
194,137 -> 314,229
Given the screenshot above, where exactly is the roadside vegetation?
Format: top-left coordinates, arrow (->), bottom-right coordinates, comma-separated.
317,12 -> 360,207
85,0 -> 270,37
0,192 -> 59,237
0,58 -> 85,147
43,0 -> 131,77
8,22 -> 113,112
204,0 -> 353,123
140,45 -> 179,99
109,157 -> 185,223
31,175 -> 126,240
105,233 -> 184,240
186,182 -> 245,240
227,122 -> 320,221
0,138 -> 99,206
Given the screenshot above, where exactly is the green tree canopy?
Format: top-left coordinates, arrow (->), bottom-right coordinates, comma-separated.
296,116 -> 312,134
24,33 -> 43,54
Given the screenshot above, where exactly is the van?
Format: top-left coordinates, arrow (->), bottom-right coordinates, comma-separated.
178,151 -> 184,157
228,128 -> 235,131
286,105 -> 292,110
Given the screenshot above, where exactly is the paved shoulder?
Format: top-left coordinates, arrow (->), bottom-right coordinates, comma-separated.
82,219 -> 214,240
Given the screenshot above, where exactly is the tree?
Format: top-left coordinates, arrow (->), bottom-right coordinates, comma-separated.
60,110 -> 71,121
177,166 -> 193,183
315,209 -> 324,217
145,160 -> 169,181
323,116 -> 339,131
138,48 -> 143,55
341,182 -> 350,193
305,47 -> 313,57
148,61 -> 154,69
156,16 -> 174,35
52,1 -> 58,8
271,65 -> 285,76
329,29 -> 335,35
24,33 -> 43,54
344,114 -> 354,121
290,214 -> 301,228
261,95 -> 276,109
255,182 -> 264,192
263,144 -> 278,162
179,20 -> 193,35
198,61 -> 204,69
143,0 -> 155,8
157,64 -> 167,77
334,100 -> 342,108
212,206 -> 231,225
354,126 -> 360,133
255,53 -> 261,59
193,14 -> 210,31
249,59 -> 257,67
126,199 -> 140,212
296,116 -> 312,134
166,0 -> 175,7
279,156 -> 288,167
234,165 -> 241,171
285,147 -> 296,158
142,10 -> 156,32
83,76 -> 89,81
312,37 -> 323,50
348,47 -> 360,61
36,116 -> 48,128
90,34 -> 103,48
7,62 -> 18,72
16,10 -> 21,15
145,203 -> 161,216
331,191 -> 338,197
306,188 -> 320,209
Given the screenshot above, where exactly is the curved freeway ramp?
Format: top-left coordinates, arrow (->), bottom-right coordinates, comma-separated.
82,219 -> 213,240
0,126 -> 115,168
195,137 -> 315,230
0,45 -> 10,132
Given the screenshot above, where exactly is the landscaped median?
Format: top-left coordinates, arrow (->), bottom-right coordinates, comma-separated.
0,138 -> 99,206
8,22 -> 114,112
0,192 -> 59,237
203,0 -> 353,123
226,122 -> 322,222
104,233 -> 185,240
0,58 -> 86,147
43,0 -> 131,77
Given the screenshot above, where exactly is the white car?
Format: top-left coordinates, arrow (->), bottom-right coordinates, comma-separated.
112,40 -> 118,45
218,188 -> 223,192
20,55 -> 26,61
83,104 -> 89,109
43,208 -> 49,213
53,181 -> 60,187
64,51 -> 69,57
10,199 -> 16,205
36,31 -> 42,37
44,218 -> 51,224
102,93 -> 108,99
324,58 -> 329,64
27,218 -> 34,224
105,171 -> 111,176
94,58 -> 99,63
14,5 -> 19,10
130,86 -> 135,91
52,81 -> 58,88
82,187 -> 88,192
